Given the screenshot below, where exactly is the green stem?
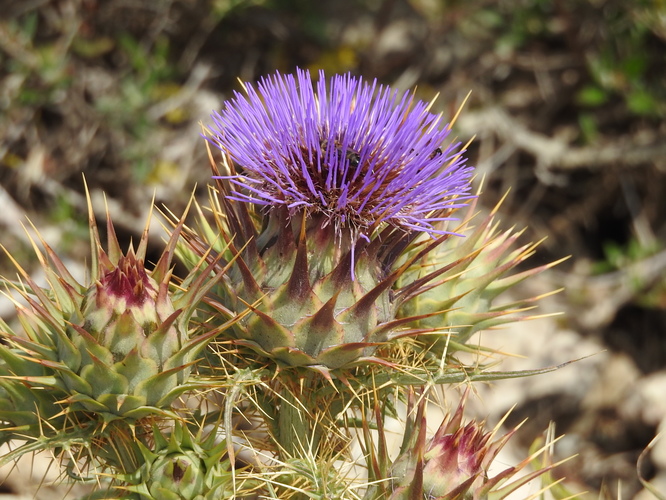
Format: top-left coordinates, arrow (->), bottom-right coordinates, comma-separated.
94,421 -> 146,474
274,372 -> 328,500
277,384 -> 314,457
276,370 -> 325,459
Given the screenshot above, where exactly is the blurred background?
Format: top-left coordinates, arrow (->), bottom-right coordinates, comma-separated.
1,0 -> 665,498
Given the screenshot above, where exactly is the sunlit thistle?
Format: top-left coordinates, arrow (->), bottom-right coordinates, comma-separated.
0,64 -> 574,499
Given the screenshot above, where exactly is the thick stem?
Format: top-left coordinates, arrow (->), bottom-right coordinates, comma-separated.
95,421 -> 146,474
278,386 -> 312,457
275,375 -> 328,500
276,373 -> 323,458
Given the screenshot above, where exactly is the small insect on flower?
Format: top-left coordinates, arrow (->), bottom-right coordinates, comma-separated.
429,147 -> 443,160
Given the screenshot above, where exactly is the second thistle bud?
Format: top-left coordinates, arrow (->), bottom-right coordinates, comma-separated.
421,420 -> 492,497
63,246 -> 188,415
0,197 -> 226,421
389,390 -> 553,500
84,253 -> 166,337
80,251 -> 183,379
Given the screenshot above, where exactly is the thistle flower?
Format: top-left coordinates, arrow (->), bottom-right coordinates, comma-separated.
177,69 -> 474,369
209,69 -> 474,255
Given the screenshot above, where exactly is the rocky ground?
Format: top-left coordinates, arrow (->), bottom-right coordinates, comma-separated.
1,0 -> 665,498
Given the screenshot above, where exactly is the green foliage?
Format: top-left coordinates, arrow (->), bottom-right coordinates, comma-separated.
489,0 -> 666,127
0,179 -> 568,497
591,237 -> 666,309
594,237 -> 659,274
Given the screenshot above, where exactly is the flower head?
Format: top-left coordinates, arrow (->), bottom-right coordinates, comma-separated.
180,69 -> 476,368
209,69 -> 474,246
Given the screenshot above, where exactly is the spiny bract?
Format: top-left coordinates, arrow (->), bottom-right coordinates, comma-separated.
396,195 -> 566,358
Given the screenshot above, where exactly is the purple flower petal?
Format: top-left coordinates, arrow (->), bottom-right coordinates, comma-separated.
209,68 -> 475,242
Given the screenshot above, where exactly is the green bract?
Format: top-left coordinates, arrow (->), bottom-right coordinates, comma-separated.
177,196 -> 400,369
396,197 -> 566,357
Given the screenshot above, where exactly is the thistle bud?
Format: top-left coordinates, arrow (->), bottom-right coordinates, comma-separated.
390,391 -> 551,500
422,419 -> 493,497
148,451 -> 206,500
0,197 -> 225,420
81,250 -> 182,361
123,422 -> 232,500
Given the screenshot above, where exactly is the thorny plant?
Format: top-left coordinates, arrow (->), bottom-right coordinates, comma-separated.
1,69 -> 579,499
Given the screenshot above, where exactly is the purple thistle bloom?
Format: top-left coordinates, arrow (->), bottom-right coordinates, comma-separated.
209,68 -> 474,244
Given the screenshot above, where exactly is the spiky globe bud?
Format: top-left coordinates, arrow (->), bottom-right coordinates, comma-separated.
177,68 -> 474,369
77,249 -> 184,389
422,420 -> 494,497
0,194 -> 227,422
147,452 -> 205,500
62,245 -> 189,416
123,422 -> 233,500
84,251 -> 170,337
